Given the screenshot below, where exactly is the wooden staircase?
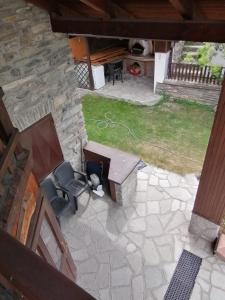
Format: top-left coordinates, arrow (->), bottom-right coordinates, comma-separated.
0,94 -> 33,241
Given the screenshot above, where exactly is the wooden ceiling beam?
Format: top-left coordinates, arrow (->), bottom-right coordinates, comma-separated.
57,0 -> 99,17
50,15 -> 225,43
79,0 -> 110,17
107,1 -> 135,19
58,5 -> 83,17
28,0 -> 62,15
78,0 -> 135,19
169,0 -> 193,20
58,2 -> 87,17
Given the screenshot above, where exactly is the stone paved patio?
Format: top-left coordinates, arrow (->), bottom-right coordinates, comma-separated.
93,74 -> 160,106
61,164 -> 225,300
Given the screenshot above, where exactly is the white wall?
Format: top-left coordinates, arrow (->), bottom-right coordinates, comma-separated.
154,51 -> 171,92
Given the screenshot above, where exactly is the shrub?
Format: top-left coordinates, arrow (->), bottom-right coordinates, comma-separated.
183,53 -> 195,63
211,65 -> 223,79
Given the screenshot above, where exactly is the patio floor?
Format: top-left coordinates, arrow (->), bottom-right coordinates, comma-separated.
93,74 -> 161,106
61,165 -> 225,300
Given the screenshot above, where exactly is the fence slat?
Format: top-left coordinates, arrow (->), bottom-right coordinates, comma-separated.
178,64 -> 181,80
202,65 -> 207,84
196,65 -> 200,82
191,65 -> 195,82
187,64 -> 191,82
206,66 -> 211,84
168,63 -> 224,86
199,67 -> 203,83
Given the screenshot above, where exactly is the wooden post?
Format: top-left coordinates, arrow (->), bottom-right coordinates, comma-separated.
68,36 -> 94,90
85,37 -> 94,90
167,50 -> 173,79
0,87 -> 14,141
189,79 -> 225,241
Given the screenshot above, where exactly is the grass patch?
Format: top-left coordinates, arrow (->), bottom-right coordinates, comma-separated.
82,94 -> 214,174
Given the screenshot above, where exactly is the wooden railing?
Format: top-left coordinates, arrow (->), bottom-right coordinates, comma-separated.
0,229 -> 95,300
168,63 -> 225,85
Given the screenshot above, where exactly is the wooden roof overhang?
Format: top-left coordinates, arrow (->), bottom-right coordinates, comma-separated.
27,0 -> 225,42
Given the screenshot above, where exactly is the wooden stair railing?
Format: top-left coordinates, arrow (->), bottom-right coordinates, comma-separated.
0,229 -> 95,300
0,129 -> 19,179
0,92 -> 33,238
0,129 -> 32,236
0,139 -> 6,155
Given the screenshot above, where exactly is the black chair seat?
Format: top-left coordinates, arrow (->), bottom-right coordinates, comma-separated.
53,161 -> 91,213
107,60 -> 123,85
40,178 -> 71,225
51,197 -> 70,217
65,180 -> 89,198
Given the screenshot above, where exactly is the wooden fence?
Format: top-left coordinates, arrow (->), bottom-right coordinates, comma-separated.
168,63 -> 225,85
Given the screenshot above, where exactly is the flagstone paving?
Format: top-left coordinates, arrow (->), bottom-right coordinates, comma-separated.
78,75 -> 161,106
61,165 -> 225,300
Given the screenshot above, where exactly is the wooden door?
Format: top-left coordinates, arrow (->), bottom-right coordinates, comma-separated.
20,114 -> 64,181
31,196 -> 77,282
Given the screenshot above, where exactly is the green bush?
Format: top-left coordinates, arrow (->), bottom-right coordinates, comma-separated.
197,43 -> 215,66
183,53 -> 195,63
211,65 -> 223,79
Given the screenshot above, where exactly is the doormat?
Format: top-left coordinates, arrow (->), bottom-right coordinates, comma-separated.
164,249 -> 202,300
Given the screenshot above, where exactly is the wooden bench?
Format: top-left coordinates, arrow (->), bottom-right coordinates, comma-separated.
83,141 -> 140,204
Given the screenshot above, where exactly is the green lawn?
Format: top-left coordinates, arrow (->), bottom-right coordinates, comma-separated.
82,94 -> 215,174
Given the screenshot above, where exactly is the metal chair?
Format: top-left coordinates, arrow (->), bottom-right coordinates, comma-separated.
40,177 -> 70,224
107,60 -> 123,85
53,161 -> 90,213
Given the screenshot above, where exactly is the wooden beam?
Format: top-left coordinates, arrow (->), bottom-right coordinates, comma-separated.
79,0 -> 134,19
27,0 -> 62,15
0,87 -> 4,98
50,15 -> 225,43
193,79 -> 225,225
0,129 -> 18,179
0,88 -> 14,140
58,3 -> 87,18
169,0 -> 193,20
85,37 -> 95,90
80,0 -> 110,17
57,0 -> 90,17
0,229 -> 95,300
107,1 -> 135,19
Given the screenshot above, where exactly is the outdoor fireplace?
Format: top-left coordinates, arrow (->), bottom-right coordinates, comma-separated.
129,39 -> 153,56
125,39 -> 155,77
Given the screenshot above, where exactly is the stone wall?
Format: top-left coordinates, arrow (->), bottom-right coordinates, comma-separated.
115,166 -> 138,206
156,80 -> 221,107
0,0 -> 86,169
172,41 -> 185,63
